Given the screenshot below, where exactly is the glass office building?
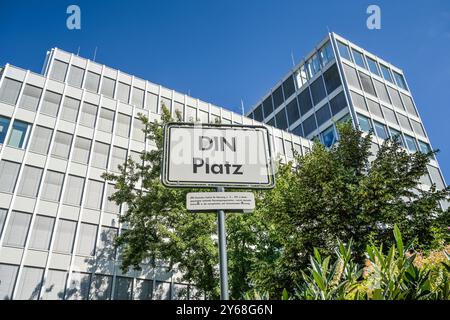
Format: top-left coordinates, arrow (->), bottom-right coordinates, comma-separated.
0,47 -> 312,300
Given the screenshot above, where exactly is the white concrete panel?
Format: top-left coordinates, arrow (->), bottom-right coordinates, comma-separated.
59,205 -> 80,221
48,253 -> 71,270
0,246 -> 24,265
13,196 -> 36,213
36,200 -> 59,217
80,209 -> 100,225
24,250 -> 48,268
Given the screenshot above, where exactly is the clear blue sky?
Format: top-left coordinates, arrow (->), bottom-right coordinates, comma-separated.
0,0 -> 449,181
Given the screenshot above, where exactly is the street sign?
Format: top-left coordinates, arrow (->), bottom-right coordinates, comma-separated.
186,192 -> 255,212
161,123 -> 275,188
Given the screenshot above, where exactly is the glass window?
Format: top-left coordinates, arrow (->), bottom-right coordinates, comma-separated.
262,96 -> 274,118
173,101 -> 184,120
60,96 -> 80,123
101,77 -> 116,98
282,76 -> 295,100
0,208 -> 6,237
14,267 -> 44,300
67,65 -> 85,88
418,140 -> 431,154
294,65 -> 308,89
366,57 -> 380,76
50,60 -> 68,82
267,117 -> 275,127
275,110 -> 288,130
316,104 -> 332,126
411,119 -> 426,137
0,78 -> 22,105
117,82 -> 130,103
72,136 -> 91,164
400,93 -> 418,117
393,71 -> 408,91
53,219 -> 77,254
145,92 -> 158,113
76,223 -> 97,256
66,272 -> 91,300
284,140 -> 293,158
272,86 -> 284,109
302,114 -> 317,136
0,116 -> 11,144
330,91 -> 347,115
319,41 -> 334,66
79,102 -> 98,127
357,113 -> 372,132
63,175 -> 85,206
389,127 -> 405,147
85,180 -> 104,210
367,99 -> 383,118
252,105 -> 263,122
343,64 -> 361,90
298,87 -> 312,116
154,281 -> 171,300
397,113 -> 413,132
41,170 -> 65,202
92,141 -> 110,169
135,279 -> 153,300
381,106 -> 398,125
19,84 -> 42,111
286,99 -> 300,125
351,49 -> 366,69
321,126 -> 336,148
105,184 -> 120,213
358,71 -> 376,96
404,135 -> 418,152
428,165 -> 445,190
116,113 -> 131,137
0,264 -> 19,300
374,121 -> 388,140
89,275 -> 113,300
84,71 -> 101,92
51,131 -> 73,159
293,143 -> 302,156
42,270 -> 67,300
98,227 -> 118,261
310,76 -> 326,105
323,64 -> 341,94
17,165 -> 43,198
114,277 -> 133,300
132,87 -> 145,108
29,126 -> 52,154
387,86 -> 404,110
8,120 -> 30,149
0,160 -> 21,193
132,118 -> 146,142
185,106 -> 197,122
380,64 -> 393,83
3,211 -> 31,247
160,97 -> 172,113
337,41 -> 351,61
40,91 -> 61,117
198,110 -> 208,123
374,80 -> 391,104
28,215 -> 55,250
111,146 -> 127,172
98,108 -> 115,133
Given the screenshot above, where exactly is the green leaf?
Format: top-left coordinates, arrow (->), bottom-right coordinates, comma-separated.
393,224 -> 404,257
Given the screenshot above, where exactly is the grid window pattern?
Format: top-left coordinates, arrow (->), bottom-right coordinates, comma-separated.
29,215 -> 55,250
117,82 -> 130,103
85,71 -> 101,92
132,87 -> 145,108
79,102 -> 98,127
285,99 -> 300,125
72,136 -> 92,164
40,91 -> 62,117
101,77 -> 116,98
41,170 -> 65,202
298,87 -> 312,116
17,165 -> 43,198
61,96 -> 80,123
116,113 -> 131,137
329,91 -> 347,115
3,211 -> 31,247
50,60 -> 68,82
0,78 -> 22,105
53,219 -> 77,254
0,160 -> 21,193
85,180 -> 104,210
67,65 -> 85,88
29,126 -> 53,154
63,175 -> 85,206
19,84 -> 42,111
52,131 -> 73,159
98,108 -> 115,133
92,141 -> 110,169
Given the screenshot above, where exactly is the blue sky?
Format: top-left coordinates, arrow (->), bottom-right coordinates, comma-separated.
0,0 -> 449,181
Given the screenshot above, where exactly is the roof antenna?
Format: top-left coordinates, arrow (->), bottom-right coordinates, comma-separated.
291,50 -> 296,68
326,25 -> 331,35
240,99 -> 245,116
76,46 -> 80,56
188,89 -> 191,96
93,46 -> 98,61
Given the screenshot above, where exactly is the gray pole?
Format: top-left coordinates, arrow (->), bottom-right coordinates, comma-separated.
216,186 -> 229,300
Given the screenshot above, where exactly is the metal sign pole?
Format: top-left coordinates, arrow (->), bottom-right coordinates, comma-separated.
216,186 -> 229,300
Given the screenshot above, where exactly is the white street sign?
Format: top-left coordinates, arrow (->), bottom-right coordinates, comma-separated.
162,123 -> 275,188
187,192 -> 255,212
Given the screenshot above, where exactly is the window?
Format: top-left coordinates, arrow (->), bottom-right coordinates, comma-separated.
343,64 -> 361,90
89,275 -> 113,300
393,71 -> 408,91
160,97 -> 172,113
110,146 -> 127,173
428,166 -> 445,190
63,175 -> 85,206
285,99 -> 300,125
411,119 -> 426,137
374,80 -> 391,104
29,126 -> 53,154
135,279 -> 153,300
98,227 -> 117,260
319,42 -> 334,66
117,82 -> 130,103
275,110 -> 288,130
418,140 -> 431,154
29,215 -> 55,250
351,49 -> 366,69
72,136 -> 92,164
79,102 -> 98,128
0,208 -> 6,237
42,270 -> 67,300
0,78 -> 22,105
198,110 -> 208,123
17,165 -> 43,198
293,143 -> 302,156
321,126 -> 336,148
323,64 -> 341,94
8,120 -> 30,149
41,170 -> 64,202
14,267 -> 44,300
316,104 -> 332,126
92,141 -> 110,169
357,114 -> 372,132
397,114 -> 413,132
145,92 -> 158,113
3,211 -> 31,247
272,86 -> 284,109
51,131 -> 73,159
130,151 -> 141,164
262,96 -> 274,118
116,113 -> 131,137
131,87 -> 144,108
367,99 -> 383,118
186,106 -> 197,122
282,76 -> 295,100
310,76 -> 326,105
101,77 -> 116,98
60,96 -> 80,123
380,64 -> 393,83
76,223 -> 97,256
85,180 -> 104,210
53,219 -> 77,254
154,281 -> 171,300
330,91 -> 347,115
295,65 -> 308,88
337,41 -> 351,61
381,106 -> 398,125
19,84 -> 42,111
350,91 -> 367,111
0,264 -> 19,300
404,134 -> 418,152
298,88 -> 312,116
267,117 -> 275,127
114,277 -> 133,300
374,121 -> 388,140
84,71 -> 100,92
0,161 -> 21,193
387,87 -> 404,110
66,272 -> 91,300
67,65 -> 85,88
50,60 -> 68,82
389,128 -> 405,147
358,71 -> 376,96
40,91 -> 61,117
98,108 -> 115,132
105,184 -> 120,213
173,101 -> 184,120
302,114 -> 317,136
0,116 -> 11,144
132,119 -> 146,142
284,140 -> 293,158
400,93 -> 418,117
